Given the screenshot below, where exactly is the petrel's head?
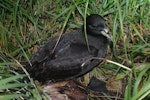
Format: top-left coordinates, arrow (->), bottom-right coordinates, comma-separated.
86,14 -> 112,41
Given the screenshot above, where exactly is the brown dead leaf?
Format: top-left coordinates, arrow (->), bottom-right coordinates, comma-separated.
106,78 -> 123,94
61,80 -> 87,100
43,81 -> 69,100
43,80 -> 87,100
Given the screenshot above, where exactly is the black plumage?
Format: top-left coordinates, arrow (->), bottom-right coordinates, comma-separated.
26,14 -> 111,83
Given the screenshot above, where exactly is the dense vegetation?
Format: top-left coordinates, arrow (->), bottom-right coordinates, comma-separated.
0,0 -> 149,99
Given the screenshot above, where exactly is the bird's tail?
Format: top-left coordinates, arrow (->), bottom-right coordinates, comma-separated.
13,62 -> 31,74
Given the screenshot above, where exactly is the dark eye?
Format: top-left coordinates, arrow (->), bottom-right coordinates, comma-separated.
88,24 -> 97,28
98,24 -> 104,28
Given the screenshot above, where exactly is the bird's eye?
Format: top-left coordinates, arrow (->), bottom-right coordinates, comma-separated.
88,25 -> 96,28
98,24 -> 105,28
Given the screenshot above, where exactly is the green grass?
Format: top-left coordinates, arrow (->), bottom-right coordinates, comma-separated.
0,0 -> 150,99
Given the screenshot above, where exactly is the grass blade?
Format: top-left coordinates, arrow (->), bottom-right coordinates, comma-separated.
0,83 -> 28,90
0,75 -> 25,85
0,94 -> 24,100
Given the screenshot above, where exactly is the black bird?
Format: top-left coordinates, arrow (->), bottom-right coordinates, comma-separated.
25,14 -> 112,83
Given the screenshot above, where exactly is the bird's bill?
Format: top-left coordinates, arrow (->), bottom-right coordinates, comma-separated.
101,28 -> 113,41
